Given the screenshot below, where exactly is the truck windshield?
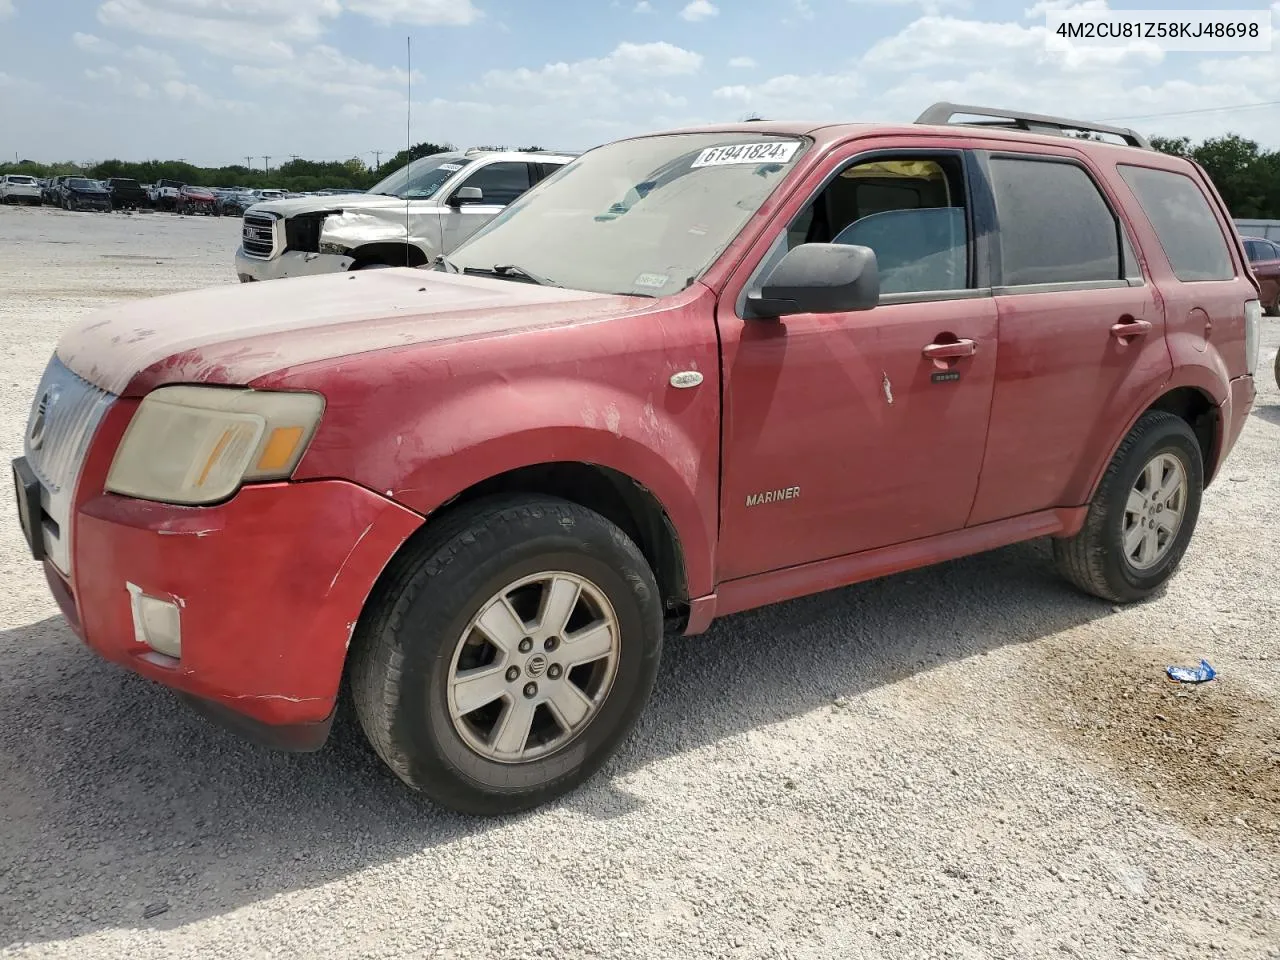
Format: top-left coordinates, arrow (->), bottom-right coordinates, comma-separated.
368,155 -> 474,200
446,133 -> 808,297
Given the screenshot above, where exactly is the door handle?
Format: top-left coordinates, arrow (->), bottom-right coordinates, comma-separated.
1110,318 -> 1152,341
922,339 -> 977,361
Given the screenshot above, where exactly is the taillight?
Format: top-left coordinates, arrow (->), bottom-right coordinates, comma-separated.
1244,299 -> 1261,377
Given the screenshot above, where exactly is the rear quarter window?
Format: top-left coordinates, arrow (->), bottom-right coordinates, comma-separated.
1117,165 -> 1234,282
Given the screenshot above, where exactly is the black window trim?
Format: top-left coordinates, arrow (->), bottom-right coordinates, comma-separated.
735,146 -> 993,319
974,149 -> 1146,296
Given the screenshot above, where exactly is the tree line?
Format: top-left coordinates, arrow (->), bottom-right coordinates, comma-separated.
0,141 -> 543,194
2,132 -> 1277,218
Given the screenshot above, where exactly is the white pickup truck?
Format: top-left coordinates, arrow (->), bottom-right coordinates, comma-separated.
234,149 -> 575,281
0,174 -> 42,205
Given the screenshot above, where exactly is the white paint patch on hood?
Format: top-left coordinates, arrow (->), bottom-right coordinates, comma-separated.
56,269 -> 638,396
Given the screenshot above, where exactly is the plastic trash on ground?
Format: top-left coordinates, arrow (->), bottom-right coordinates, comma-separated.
1165,659 -> 1216,684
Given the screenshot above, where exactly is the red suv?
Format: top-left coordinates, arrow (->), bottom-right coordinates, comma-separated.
13,103 -> 1261,814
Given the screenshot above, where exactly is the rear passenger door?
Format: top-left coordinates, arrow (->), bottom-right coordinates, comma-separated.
967,148 -> 1171,526
440,161 -> 534,252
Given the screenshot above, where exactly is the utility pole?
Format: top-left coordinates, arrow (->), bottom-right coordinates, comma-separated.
372,150 -> 382,171
245,156 -> 254,170
262,156 -> 271,177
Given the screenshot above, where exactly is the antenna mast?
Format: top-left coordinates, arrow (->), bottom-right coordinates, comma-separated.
405,35 -> 411,265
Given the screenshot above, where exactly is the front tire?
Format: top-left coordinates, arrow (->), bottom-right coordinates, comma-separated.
1053,411 -> 1203,603
350,496 -> 664,815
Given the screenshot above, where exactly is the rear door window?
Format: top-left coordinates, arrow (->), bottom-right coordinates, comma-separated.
1117,165 -> 1235,281
988,156 -> 1122,286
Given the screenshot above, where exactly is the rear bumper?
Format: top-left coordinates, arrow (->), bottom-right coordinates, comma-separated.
1217,374 -> 1256,472
50,480 -> 421,742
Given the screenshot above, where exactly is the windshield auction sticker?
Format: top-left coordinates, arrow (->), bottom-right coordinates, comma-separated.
691,141 -> 801,168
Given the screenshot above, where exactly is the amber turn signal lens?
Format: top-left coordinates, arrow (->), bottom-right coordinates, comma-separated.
255,425 -> 305,472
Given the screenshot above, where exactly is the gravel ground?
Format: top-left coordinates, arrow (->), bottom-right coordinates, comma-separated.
1,206 -> 1277,960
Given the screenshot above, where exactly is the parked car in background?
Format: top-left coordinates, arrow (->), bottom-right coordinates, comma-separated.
43,176 -> 68,206
149,179 -> 184,211
214,188 -> 258,217
0,174 -> 42,205
176,185 -> 217,216
255,188 -> 287,202
105,177 -> 149,211
61,177 -> 111,212
15,106 -> 1259,814
1242,236 -> 1280,316
236,148 -> 576,281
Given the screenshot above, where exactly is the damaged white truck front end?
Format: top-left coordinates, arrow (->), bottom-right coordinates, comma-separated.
234,149 -> 575,282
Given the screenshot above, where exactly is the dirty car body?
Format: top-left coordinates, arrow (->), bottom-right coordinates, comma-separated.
234,149 -> 575,282
15,107 -> 1260,814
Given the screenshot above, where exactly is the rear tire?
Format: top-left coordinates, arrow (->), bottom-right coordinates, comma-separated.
1053,411 -> 1203,603
350,496 -> 664,815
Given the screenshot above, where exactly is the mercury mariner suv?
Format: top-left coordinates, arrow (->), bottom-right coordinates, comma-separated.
15,104 -> 1260,815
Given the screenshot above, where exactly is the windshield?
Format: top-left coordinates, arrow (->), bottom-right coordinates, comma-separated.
9,176 -> 36,184
111,179 -> 140,188
447,133 -> 808,297
367,154 -> 473,200
68,178 -> 98,189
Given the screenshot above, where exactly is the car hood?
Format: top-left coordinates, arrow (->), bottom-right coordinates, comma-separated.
56,269 -> 655,396
247,193 -> 424,219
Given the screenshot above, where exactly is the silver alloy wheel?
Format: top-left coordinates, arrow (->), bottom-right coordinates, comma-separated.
446,571 -> 621,764
1122,452 -> 1188,571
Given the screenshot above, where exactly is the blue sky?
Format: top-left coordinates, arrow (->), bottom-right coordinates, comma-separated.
1,0 -> 1278,166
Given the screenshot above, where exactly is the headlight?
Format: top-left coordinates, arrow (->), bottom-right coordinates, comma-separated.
1244,298 -> 1261,377
106,386 -> 325,505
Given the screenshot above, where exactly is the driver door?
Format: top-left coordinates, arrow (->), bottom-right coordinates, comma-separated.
441,161 -> 534,252
715,143 -> 998,582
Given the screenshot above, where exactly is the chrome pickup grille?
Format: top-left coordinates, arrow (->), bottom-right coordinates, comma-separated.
23,355 -> 116,575
241,212 -> 279,259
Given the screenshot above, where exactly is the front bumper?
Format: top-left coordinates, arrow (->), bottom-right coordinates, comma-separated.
69,195 -> 111,210
26,470 -> 421,748
4,189 -> 41,202
235,247 -> 354,283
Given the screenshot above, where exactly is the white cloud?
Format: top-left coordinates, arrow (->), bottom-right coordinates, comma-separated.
74,33 -> 183,78
679,0 -> 718,21
633,0 -> 653,10
1024,0 -> 1107,16
849,0 -> 969,10
123,45 -> 183,78
342,0 -> 481,26
96,0 -> 341,61
233,44 -> 416,103
729,56 -> 757,68
85,65 -> 154,100
0,0 -> 14,19
481,40 -> 703,104
73,31 -> 115,53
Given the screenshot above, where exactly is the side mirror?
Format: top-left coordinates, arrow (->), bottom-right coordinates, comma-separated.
746,243 -> 879,320
450,186 -> 484,207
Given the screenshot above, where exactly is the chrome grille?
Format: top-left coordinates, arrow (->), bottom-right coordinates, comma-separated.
241,212 -> 279,259
23,355 -> 116,575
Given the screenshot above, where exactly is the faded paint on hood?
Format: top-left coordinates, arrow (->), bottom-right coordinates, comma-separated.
56,269 -> 649,397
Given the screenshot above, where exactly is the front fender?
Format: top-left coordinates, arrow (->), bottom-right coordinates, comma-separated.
281,312 -> 723,597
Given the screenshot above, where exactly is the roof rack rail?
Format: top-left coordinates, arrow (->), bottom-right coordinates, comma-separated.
915,102 -> 1151,150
